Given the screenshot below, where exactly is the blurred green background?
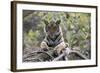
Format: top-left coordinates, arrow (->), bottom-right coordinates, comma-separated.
23,10 -> 91,59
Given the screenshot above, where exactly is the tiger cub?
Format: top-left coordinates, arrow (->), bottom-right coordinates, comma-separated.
40,20 -> 67,55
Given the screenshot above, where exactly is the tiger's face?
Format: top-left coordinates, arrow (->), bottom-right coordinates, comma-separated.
44,20 -> 61,38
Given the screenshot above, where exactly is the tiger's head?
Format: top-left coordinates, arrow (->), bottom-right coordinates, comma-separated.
43,20 -> 61,38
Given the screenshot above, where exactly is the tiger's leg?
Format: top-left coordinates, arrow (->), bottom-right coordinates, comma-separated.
40,41 -> 49,51
54,42 -> 66,55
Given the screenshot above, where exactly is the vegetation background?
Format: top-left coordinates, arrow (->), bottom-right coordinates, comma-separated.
23,10 -> 91,59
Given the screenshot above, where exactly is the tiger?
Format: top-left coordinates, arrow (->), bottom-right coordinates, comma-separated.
40,20 -> 68,56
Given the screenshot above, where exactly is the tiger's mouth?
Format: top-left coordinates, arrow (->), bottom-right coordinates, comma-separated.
49,25 -> 59,33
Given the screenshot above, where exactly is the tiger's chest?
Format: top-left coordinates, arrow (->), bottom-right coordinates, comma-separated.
45,32 -> 62,47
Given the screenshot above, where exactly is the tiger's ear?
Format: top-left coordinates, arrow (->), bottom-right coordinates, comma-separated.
56,20 -> 61,25
43,20 -> 48,25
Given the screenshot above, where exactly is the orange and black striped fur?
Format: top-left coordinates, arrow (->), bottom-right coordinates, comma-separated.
40,20 -> 66,55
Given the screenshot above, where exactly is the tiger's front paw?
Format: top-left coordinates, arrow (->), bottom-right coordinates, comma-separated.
54,48 -> 62,56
